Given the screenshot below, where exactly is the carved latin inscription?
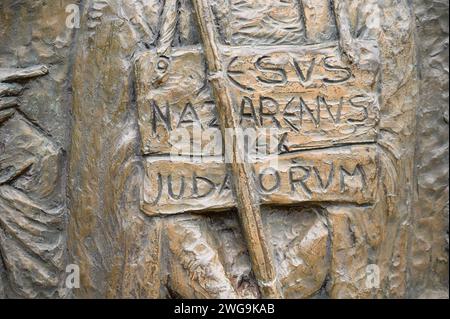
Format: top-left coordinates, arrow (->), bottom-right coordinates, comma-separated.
135,41 -> 380,217
141,145 -> 378,216
135,42 -> 380,156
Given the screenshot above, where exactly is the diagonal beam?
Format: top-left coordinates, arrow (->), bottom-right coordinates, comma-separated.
191,0 -> 282,298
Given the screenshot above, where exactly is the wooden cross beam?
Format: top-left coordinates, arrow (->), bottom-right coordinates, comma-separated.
191,0 -> 282,299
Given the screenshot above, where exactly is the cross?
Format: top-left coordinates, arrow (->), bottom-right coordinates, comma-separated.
134,0 -> 380,299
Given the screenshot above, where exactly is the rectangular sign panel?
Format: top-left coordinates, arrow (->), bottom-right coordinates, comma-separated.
135,41 -> 380,216
141,145 -> 378,216
135,41 -> 379,156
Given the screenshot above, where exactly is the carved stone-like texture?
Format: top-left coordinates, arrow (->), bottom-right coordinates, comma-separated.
410,0 -> 449,299
0,111 -> 65,298
0,0 -> 448,299
0,0 -> 74,298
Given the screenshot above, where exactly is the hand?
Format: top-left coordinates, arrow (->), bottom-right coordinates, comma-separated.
339,36 -> 361,65
0,66 -> 63,299
152,55 -> 171,87
0,65 -> 48,110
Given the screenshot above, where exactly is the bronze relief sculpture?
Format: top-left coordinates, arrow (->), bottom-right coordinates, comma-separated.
0,0 -> 448,299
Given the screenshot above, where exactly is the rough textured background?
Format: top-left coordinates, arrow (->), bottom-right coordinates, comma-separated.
410,0 -> 449,298
0,0 -> 77,298
0,0 -> 448,299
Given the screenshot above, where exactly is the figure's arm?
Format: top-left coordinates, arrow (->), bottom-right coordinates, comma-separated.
0,65 -> 47,110
0,64 -> 67,298
0,65 -> 48,82
0,65 -> 49,184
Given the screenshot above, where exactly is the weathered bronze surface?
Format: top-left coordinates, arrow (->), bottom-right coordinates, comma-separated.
0,0 -> 448,299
